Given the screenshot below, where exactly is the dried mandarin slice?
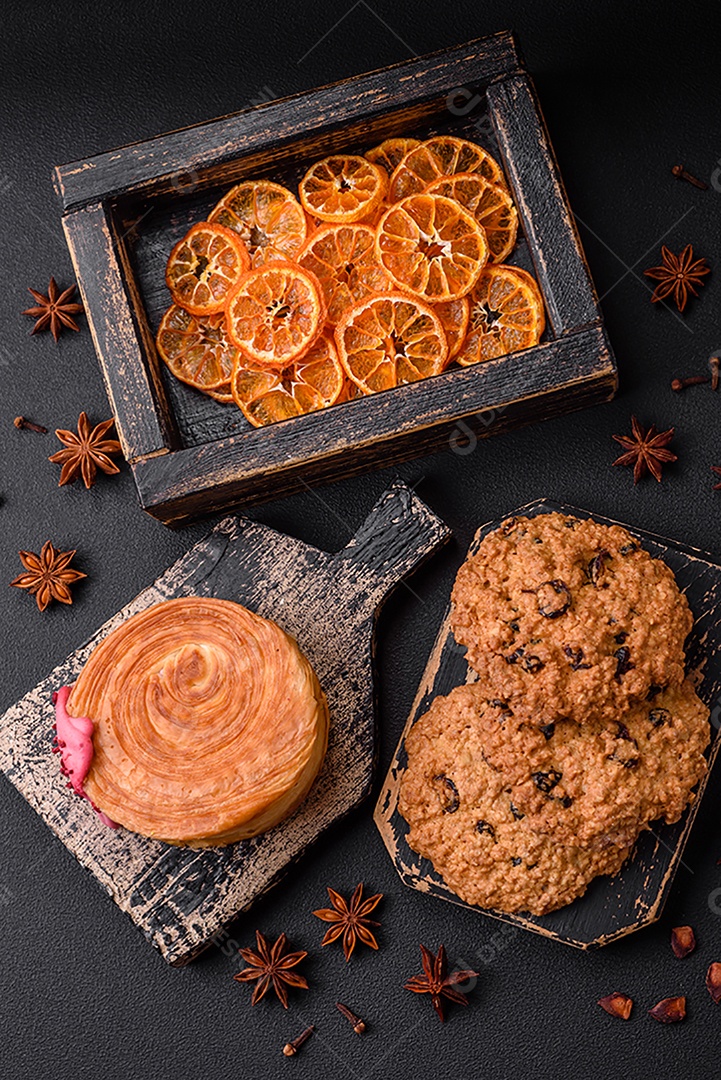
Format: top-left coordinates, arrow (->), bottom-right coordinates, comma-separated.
206,383 -> 234,403
336,377 -> 365,402
366,138 -> 421,175
230,334 -> 343,426
335,293 -> 448,394
426,172 -> 518,263
298,223 -> 393,325
433,296 -> 470,361
225,262 -> 325,368
389,135 -> 506,202
457,264 -> 545,365
156,305 -> 242,390
299,155 -> 387,224
376,193 -> 488,302
165,222 -> 249,316
209,180 -> 307,266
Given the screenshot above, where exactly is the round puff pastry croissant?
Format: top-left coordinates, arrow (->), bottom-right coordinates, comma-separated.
67,597 -> 329,846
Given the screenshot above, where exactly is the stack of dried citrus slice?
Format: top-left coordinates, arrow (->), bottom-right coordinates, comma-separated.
155,134 -> 545,427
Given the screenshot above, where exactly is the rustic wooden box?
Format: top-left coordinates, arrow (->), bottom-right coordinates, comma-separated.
54,30 -> 616,525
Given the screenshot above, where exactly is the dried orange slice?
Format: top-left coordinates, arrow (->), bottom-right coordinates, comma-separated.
156,305 -> 241,390
366,138 -> 421,175
206,383 -> 234,403
165,223 -> 249,316
376,194 -> 488,302
336,378 -> 364,402
433,296 -> 470,361
298,223 -> 392,325
335,293 -> 448,394
426,173 -> 518,263
299,155 -> 387,224
225,262 -> 325,368
230,334 -> 343,426
457,264 -> 545,365
389,136 -> 506,202
209,181 -> 307,266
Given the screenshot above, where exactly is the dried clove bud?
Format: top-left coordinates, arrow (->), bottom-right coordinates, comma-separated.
282,1025 -> 314,1057
707,962 -> 721,1004
336,1002 -> 367,1033
670,926 -> 696,958
597,992 -> 633,1020
648,996 -> 686,1023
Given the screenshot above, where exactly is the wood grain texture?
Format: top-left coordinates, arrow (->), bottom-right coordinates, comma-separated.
374,499 -> 721,949
0,481 -> 449,966
133,326 -> 616,524
62,204 -> 177,460
53,32 -> 522,210
488,75 -> 599,334
54,31 -> 617,522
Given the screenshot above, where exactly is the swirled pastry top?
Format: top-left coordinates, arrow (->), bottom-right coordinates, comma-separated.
67,597 -> 329,846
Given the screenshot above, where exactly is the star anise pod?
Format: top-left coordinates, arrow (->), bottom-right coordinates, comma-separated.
313,883 -> 382,961
644,245 -> 710,312
612,416 -> 677,483
404,944 -> 478,1022
10,542 -> 86,612
233,931 -> 308,1008
48,412 -> 122,489
22,277 -> 84,342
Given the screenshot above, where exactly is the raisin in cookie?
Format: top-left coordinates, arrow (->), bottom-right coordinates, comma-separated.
398,686 -> 630,915
456,680 -> 709,851
451,512 -> 692,725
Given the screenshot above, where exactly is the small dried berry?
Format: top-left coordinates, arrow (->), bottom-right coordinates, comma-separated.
614,647 -> 634,682
649,708 -> 670,728
706,962 -> 721,1004
647,684 -> 663,701
614,632 -> 627,644
522,654 -> 544,673
511,856 -> 522,867
476,820 -> 495,839
615,722 -> 633,741
509,801 -> 525,821
539,723 -> 555,741
563,645 -> 591,670
535,579 -> 572,619
532,769 -> 562,794
670,926 -> 696,959
597,992 -> 633,1020
588,550 -> 611,586
648,996 -> 686,1023
432,775 -> 459,814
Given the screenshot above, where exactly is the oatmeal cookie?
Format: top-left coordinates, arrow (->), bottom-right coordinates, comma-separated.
456,679 -> 709,851
450,512 -> 692,724
398,686 -> 630,915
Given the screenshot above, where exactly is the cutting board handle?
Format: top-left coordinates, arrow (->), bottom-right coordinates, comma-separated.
335,479 -> 450,607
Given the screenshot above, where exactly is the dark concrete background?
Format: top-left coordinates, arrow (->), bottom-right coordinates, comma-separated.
1,2 -> 721,1077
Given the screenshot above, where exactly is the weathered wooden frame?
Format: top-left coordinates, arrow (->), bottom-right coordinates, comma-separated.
54,31 -> 616,525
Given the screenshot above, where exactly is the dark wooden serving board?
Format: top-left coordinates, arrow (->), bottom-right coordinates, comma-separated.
0,481 -> 449,966
54,30 -> 616,524
374,499 -> 721,949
